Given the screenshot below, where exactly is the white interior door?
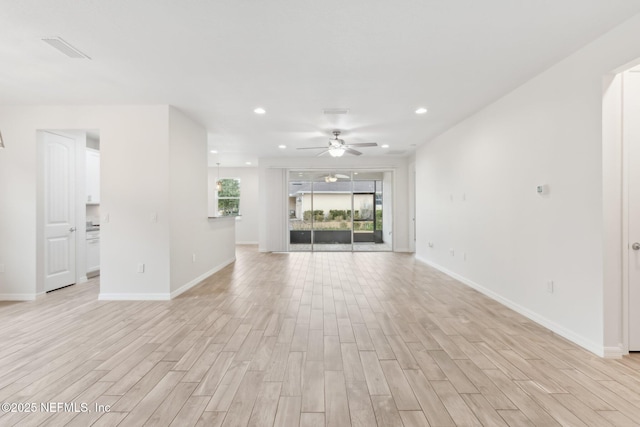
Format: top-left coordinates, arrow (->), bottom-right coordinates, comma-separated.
44,131 -> 77,292
626,70 -> 640,351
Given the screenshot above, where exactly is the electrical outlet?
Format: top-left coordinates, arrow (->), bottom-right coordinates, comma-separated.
137,263 -> 145,273
192,253 -> 196,263
462,252 -> 466,261
103,213 -> 110,223
428,242 -> 434,248
547,280 -> 554,293
449,248 -> 455,256
151,213 -> 158,223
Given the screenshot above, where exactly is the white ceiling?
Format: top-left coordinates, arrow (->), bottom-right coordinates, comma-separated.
2,0 -> 640,167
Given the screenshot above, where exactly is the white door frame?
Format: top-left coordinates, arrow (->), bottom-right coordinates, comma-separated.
603,60 -> 640,355
37,130 -> 89,295
622,68 -> 640,351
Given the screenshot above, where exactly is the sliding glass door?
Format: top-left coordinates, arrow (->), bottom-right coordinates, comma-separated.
288,170 -> 391,252
311,174 -> 353,251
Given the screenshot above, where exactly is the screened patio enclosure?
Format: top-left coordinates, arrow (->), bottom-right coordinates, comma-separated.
288,170 -> 392,252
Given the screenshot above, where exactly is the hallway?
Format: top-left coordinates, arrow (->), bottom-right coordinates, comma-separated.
0,246 -> 639,426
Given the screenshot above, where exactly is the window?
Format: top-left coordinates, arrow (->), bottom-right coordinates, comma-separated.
217,178 -> 241,216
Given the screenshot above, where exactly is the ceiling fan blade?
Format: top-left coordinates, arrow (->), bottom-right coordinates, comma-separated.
345,148 -> 362,156
335,174 -> 350,179
347,142 -> 378,147
316,150 -> 331,157
297,146 -> 329,150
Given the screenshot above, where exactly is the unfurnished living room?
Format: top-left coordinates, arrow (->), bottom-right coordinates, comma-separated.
2,1 -> 640,426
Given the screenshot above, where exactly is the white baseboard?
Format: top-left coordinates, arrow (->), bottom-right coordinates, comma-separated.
98,258 -> 236,301
0,294 -> 36,301
78,276 -> 88,284
602,346 -> 626,358
236,241 -> 258,245
415,255 -> 606,358
98,293 -> 171,301
394,248 -> 414,253
170,257 -> 236,299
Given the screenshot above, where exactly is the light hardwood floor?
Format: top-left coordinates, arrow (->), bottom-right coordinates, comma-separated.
1,245 -> 640,426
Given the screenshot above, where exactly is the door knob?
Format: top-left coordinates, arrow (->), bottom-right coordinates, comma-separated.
633,242 -> 640,251
69,227 -> 76,232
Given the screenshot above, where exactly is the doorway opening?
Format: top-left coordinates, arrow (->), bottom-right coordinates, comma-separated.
622,65 -> 640,352
287,170 -> 392,252
37,130 -> 101,294
604,59 -> 640,354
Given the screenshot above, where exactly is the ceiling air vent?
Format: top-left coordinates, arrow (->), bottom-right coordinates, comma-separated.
323,108 -> 349,115
42,37 -> 91,59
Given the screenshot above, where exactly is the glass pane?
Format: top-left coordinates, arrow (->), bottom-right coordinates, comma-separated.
219,178 -> 240,197
288,171 -> 391,252
288,180 -> 312,251
375,180 -> 383,231
311,174 -> 352,251
218,198 -> 240,216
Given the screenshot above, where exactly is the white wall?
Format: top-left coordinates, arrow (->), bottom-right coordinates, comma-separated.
0,105 -> 235,300
415,14 -> 640,356
169,107 -> 236,295
258,156 -> 412,252
0,106 -> 167,299
208,166 -> 259,244
259,167 -> 288,252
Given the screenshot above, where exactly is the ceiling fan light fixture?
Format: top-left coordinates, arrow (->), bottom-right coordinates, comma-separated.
329,147 -> 345,157
415,107 -> 428,114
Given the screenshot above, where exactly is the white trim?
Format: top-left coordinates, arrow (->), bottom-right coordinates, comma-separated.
415,255 -> 607,357
78,275 -> 88,284
602,346 -> 626,358
236,241 -> 259,245
98,258 -> 236,301
170,257 -> 236,299
394,248 -> 414,253
98,293 -> 171,301
621,71 -> 631,352
0,294 -> 37,301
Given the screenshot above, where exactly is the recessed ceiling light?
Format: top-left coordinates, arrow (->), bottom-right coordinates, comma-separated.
254,107 -> 266,114
415,107 -> 428,115
381,144 -> 389,148
278,144 -> 287,149
246,161 -> 252,165
354,172 -> 358,175
210,150 -> 218,154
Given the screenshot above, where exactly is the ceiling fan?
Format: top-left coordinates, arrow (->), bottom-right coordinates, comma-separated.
323,173 -> 350,182
297,130 -> 378,157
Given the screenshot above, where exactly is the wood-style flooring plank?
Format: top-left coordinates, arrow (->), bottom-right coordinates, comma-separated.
2,246 -> 640,426
273,396 -> 301,427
